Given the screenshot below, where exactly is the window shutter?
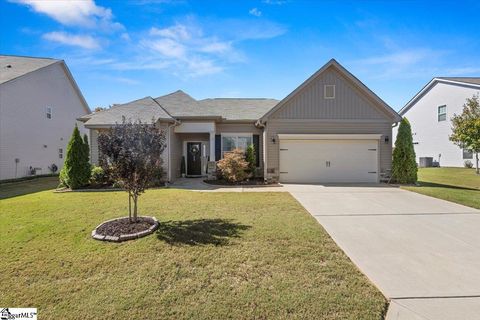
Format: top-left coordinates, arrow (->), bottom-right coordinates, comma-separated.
215,135 -> 221,161
253,134 -> 260,167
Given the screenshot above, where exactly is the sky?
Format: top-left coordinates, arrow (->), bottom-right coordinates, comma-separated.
1,0 -> 480,111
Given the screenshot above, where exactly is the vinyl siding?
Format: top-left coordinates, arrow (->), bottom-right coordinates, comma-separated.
271,67 -> 389,120
266,121 -> 393,181
0,63 -> 88,180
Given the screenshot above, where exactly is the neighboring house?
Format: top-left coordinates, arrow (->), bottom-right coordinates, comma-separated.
79,59 -> 401,183
0,55 -> 90,180
395,77 -> 480,167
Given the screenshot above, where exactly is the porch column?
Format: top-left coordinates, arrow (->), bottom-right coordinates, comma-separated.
209,131 -> 216,161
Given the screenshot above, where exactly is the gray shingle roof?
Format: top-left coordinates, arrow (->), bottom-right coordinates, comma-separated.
0,55 -> 60,85
437,77 -> 480,86
83,97 -> 173,126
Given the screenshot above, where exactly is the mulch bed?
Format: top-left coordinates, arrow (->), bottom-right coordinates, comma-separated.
92,216 -> 159,242
204,178 -> 277,186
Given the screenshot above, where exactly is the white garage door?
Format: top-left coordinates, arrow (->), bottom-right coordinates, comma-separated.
279,138 -> 379,183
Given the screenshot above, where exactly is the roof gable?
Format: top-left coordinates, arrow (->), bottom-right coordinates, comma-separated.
399,77 -> 480,115
260,59 -> 401,122
0,55 -> 59,85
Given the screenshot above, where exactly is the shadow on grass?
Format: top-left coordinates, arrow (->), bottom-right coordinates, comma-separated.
0,176 -> 59,200
156,218 -> 251,246
417,181 -> 480,191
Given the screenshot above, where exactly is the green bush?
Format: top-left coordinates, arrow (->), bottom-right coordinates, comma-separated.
90,166 -> 107,187
245,144 -> 256,178
392,118 -> 418,184
60,125 -> 91,189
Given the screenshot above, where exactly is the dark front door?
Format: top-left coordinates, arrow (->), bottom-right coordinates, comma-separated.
187,142 -> 202,176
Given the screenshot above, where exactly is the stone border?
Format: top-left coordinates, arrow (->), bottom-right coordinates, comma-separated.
91,216 -> 159,242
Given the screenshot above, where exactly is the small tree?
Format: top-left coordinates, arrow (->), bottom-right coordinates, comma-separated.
60,125 -> 91,189
97,121 -> 166,223
392,118 -> 417,184
245,144 -> 256,178
217,149 -> 249,183
450,95 -> 480,174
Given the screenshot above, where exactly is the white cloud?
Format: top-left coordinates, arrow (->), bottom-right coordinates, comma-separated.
43,31 -> 100,49
149,25 -> 191,41
143,38 -> 186,58
12,0 -> 123,30
249,8 -> 262,17
262,0 -> 288,5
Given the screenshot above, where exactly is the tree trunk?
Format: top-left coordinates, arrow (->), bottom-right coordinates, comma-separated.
133,194 -> 138,223
476,153 -> 479,174
128,191 -> 132,222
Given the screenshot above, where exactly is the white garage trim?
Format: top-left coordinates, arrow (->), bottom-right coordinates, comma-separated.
278,134 -> 382,140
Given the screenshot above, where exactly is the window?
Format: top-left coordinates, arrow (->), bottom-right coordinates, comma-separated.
221,133 -> 253,157
46,107 -> 52,119
463,149 -> 473,159
59,148 -> 63,159
437,105 -> 446,122
324,85 -> 335,99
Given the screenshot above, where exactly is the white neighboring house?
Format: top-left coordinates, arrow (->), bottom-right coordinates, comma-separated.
0,55 -> 90,180
395,77 -> 480,167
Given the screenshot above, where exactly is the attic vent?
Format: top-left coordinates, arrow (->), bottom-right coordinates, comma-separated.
324,85 -> 335,99
5,65 -> 12,68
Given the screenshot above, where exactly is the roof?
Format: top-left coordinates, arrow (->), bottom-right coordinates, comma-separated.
436,77 -> 480,86
0,55 -> 59,85
399,77 -> 480,115
82,97 -> 174,126
259,58 -> 401,123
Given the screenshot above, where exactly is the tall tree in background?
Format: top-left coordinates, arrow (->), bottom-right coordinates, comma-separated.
392,118 -> 418,184
450,95 -> 480,174
97,121 -> 166,223
60,125 -> 91,189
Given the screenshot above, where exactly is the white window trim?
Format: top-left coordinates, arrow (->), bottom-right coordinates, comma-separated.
324,85 -> 335,99
438,105 -> 447,122
220,133 -> 253,158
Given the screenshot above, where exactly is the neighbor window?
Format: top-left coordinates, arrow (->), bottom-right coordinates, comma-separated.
437,105 -> 446,122
59,148 -> 63,159
463,149 -> 473,159
324,85 -> 335,99
46,107 -> 52,119
221,133 -> 253,157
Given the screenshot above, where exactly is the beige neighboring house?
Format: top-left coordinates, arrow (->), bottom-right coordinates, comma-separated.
0,55 -> 90,180
80,59 -> 401,183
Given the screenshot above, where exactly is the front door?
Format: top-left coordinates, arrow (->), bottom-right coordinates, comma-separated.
187,142 -> 202,176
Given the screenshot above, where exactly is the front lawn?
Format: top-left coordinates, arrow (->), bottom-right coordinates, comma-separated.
0,180 -> 386,319
402,167 -> 480,209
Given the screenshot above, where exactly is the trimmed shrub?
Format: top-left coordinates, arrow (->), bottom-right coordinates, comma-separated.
245,144 -> 256,178
59,125 -> 91,189
217,149 -> 249,183
90,166 -> 108,187
392,118 -> 418,184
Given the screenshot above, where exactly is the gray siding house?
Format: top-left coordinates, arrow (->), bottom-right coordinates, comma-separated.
80,59 -> 401,183
0,55 -> 90,180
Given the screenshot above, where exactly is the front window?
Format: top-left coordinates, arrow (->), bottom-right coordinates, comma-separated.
438,105 -> 446,122
221,134 -> 253,157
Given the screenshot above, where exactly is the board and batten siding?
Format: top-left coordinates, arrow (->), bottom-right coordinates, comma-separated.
264,65 -> 395,181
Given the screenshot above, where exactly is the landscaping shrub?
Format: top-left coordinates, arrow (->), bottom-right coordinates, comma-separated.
245,144 -> 256,178
392,118 -> 417,184
90,166 -> 108,187
465,160 -> 474,168
217,149 -> 249,183
59,125 -> 91,189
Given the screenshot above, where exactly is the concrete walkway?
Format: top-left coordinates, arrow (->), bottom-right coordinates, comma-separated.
285,184 -> 480,320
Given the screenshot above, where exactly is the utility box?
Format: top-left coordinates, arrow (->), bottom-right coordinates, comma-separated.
419,157 -> 433,168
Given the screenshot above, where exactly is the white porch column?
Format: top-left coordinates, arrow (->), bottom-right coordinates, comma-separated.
209,131 -> 216,161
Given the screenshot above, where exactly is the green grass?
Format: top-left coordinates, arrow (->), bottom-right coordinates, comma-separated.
402,167 -> 480,209
0,179 -> 386,319
0,176 -> 59,199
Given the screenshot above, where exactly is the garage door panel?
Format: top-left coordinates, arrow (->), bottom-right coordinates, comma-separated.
279,139 -> 378,183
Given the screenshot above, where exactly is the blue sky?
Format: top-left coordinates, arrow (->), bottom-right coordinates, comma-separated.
1,0 -> 480,111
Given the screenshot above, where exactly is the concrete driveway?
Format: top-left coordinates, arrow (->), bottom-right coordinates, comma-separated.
285,184 -> 480,320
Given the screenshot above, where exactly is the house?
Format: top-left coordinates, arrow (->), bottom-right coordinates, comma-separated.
395,77 -> 480,167
79,59 -> 401,183
0,55 -> 90,180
